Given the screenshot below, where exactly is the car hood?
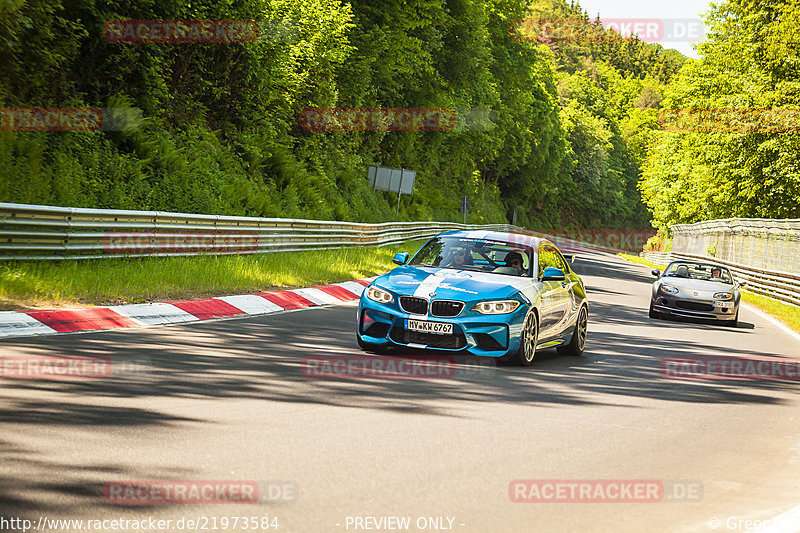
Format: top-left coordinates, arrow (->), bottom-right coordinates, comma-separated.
375,265 -> 529,301
658,277 -> 734,294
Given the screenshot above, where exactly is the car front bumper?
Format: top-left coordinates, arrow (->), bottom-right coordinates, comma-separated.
652,295 -> 738,321
357,296 -> 527,357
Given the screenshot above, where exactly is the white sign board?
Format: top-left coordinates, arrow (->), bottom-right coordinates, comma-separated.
368,166 -> 415,195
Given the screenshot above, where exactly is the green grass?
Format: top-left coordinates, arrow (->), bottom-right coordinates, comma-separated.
0,240 -> 427,310
740,292 -> 800,333
617,253 -> 800,334
617,253 -> 663,270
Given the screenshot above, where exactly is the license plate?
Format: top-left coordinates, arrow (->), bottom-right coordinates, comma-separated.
405,319 -> 453,335
714,301 -> 734,309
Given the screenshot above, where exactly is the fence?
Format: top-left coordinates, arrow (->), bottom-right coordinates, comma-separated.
644,217 -> 800,307
0,203 -> 514,261
671,218 -> 800,275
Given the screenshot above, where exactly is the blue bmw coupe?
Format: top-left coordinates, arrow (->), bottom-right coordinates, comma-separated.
356,230 -> 589,366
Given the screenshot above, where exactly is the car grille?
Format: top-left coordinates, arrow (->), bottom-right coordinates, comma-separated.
390,328 -> 467,349
675,300 -> 714,312
400,296 -> 428,315
430,300 -> 464,317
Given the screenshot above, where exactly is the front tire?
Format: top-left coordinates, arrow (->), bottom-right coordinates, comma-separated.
510,311 -> 538,367
558,305 -> 588,356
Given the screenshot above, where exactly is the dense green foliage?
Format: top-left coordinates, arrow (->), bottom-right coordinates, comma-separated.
640,0 -> 800,232
0,0 -> 682,228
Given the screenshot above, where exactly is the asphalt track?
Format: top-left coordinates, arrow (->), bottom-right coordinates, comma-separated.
2,252 -> 800,533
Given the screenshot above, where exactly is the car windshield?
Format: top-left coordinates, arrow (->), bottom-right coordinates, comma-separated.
664,262 -> 733,284
409,237 -> 533,276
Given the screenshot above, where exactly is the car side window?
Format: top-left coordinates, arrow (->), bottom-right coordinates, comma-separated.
552,250 -> 569,273
538,245 -> 554,278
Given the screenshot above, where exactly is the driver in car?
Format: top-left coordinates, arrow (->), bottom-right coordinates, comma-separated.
447,246 -> 472,269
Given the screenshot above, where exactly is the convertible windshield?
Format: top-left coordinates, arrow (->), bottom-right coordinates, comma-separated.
664,262 -> 733,284
409,237 -> 533,276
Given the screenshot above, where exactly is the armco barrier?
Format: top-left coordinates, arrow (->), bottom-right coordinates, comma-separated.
0,203 -> 515,260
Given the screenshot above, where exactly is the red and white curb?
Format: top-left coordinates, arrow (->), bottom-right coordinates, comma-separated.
0,279 -> 373,339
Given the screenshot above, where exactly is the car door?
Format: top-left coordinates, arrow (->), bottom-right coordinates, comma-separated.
537,244 -> 567,338
549,248 -> 575,334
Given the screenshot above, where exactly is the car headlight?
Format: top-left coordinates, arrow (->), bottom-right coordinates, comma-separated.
366,286 -> 394,304
660,284 -> 679,294
714,292 -> 733,300
471,300 -> 521,314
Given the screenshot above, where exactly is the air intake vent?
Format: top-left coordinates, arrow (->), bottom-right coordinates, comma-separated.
675,300 -> 714,312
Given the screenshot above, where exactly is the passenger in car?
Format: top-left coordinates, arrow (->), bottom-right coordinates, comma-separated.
505,251 -> 524,275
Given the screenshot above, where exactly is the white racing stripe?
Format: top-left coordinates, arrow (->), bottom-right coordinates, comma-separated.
413,274 -> 446,299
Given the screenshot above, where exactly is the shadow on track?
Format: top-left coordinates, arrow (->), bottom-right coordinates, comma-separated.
0,249 -> 797,514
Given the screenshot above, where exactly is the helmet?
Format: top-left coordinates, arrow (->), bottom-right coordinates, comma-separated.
505,251 -> 524,267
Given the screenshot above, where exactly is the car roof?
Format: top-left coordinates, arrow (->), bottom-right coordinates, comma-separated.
436,230 -> 546,249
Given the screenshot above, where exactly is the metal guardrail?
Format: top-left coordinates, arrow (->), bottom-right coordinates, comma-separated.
642,251 -> 800,307
0,203 -> 515,260
13,201 -> 795,308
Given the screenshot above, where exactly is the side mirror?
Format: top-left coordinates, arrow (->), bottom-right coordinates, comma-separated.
541,267 -> 566,281
738,280 -> 747,288
651,269 -> 661,277
393,252 -> 410,266
566,254 -> 576,264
